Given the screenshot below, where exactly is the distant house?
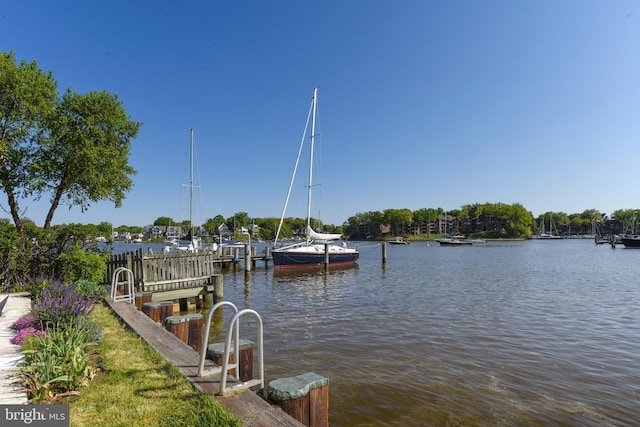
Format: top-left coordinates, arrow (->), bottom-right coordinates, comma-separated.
166,226 -> 182,240
218,224 -> 231,238
145,225 -> 166,239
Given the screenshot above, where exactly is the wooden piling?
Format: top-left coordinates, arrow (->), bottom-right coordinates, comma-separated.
245,243 -> 252,272
267,372 -> 329,427
382,242 -> 387,264
159,301 -> 174,322
213,275 -> 224,303
324,243 -> 329,270
135,292 -> 153,310
164,315 -> 188,344
207,339 -> 255,382
185,313 -> 204,352
142,302 -> 162,322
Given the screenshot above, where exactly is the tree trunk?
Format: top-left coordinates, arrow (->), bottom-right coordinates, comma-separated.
44,172 -> 69,229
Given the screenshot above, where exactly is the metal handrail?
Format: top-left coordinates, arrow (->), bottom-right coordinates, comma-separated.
197,301 -> 239,377
219,308 -> 264,395
110,267 -> 134,304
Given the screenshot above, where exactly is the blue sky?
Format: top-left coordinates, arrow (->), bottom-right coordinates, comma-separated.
1,1 -> 639,227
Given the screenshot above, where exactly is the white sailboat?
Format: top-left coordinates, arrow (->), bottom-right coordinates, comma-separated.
537,215 -> 564,240
163,129 -> 213,253
272,88 -> 359,267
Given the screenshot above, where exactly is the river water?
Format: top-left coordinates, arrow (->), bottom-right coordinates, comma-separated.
117,240 -> 640,426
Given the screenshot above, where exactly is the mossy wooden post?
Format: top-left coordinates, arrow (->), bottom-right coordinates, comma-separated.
267,372 -> 329,427
185,313 -> 204,352
142,302 -> 162,322
207,339 -> 255,382
159,301 -> 174,322
164,315 -> 188,343
135,292 -> 152,311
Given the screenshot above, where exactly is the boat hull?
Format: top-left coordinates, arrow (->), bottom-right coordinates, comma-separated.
438,239 -> 472,246
621,238 -> 640,248
272,249 -> 359,267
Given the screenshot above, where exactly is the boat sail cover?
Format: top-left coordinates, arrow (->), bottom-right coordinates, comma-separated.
307,226 -> 342,241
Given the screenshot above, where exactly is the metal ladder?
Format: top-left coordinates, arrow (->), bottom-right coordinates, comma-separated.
198,301 -> 264,395
110,267 -> 135,304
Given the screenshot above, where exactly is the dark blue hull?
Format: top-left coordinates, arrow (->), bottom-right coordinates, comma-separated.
272,250 -> 359,267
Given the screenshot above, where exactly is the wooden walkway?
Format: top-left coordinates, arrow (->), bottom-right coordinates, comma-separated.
104,296 -> 303,426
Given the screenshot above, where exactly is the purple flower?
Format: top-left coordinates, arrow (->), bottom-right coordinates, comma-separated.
10,327 -> 46,345
11,315 -> 38,331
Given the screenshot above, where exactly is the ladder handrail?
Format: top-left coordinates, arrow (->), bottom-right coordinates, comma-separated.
198,301 -> 239,376
110,267 -> 135,304
219,308 -> 264,395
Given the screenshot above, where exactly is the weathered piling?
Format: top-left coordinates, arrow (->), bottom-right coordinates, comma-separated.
142,302 -> 162,322
159,301 -> 174,322
267,372 -> 329,427
135,292 -> 153,310
324,243 -> 329,270
245,243 -> 252,272
164,315 -> 188,344
207,339 -> 255,382
213,275 -> 224,303
185,313 -> 204,352
382,242 -> 387,264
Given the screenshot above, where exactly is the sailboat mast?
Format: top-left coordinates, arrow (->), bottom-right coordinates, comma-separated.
189,128 -> 194,245
306,87 -> 318,245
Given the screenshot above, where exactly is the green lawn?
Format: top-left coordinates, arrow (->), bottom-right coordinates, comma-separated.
69,304 -> 240,427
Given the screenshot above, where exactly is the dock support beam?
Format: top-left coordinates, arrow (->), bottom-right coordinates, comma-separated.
245,243 -> 252,272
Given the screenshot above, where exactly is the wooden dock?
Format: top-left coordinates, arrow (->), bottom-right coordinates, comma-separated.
104,296 -> 304,426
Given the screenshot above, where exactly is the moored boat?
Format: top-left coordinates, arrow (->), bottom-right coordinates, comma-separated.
388,237 -> 410,245
272,88 -> 359,267
621,236 -> 640,248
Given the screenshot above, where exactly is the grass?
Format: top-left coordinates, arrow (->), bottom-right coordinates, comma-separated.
68,304 -> 240,427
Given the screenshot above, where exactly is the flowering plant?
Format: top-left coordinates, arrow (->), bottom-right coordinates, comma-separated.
32,280 -> 95,330
11,315 -> 38,331
11,326 -> 46,345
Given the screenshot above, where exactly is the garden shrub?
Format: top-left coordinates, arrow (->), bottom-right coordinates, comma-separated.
73,279 -> 107,301
58,246 -> 106,284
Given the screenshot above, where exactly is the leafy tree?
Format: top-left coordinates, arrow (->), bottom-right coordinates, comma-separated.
229,212 -> 250,229
383,208 -> 413,235
203,217 -> 218,235
96,221 -> 112,234
0,51 -> 141,231
0,51 -> 57,235
154,217 -> 174,226
39,89 -> 140,228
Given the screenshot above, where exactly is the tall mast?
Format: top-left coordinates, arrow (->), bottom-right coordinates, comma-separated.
189,128 -> 194,245
306,87 -> 318,245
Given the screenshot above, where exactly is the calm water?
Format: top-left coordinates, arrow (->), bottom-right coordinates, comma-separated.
120,240 -> 640,426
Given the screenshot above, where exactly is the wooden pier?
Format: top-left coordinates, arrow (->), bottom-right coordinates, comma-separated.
105,247 -> 269,302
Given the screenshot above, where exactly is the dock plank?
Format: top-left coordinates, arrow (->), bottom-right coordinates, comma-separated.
104,297 -> 303,426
